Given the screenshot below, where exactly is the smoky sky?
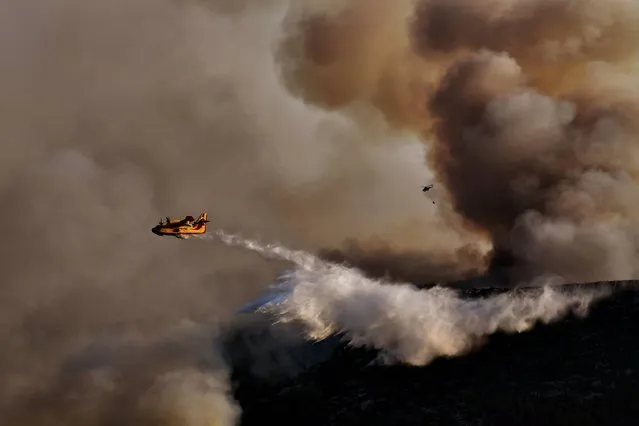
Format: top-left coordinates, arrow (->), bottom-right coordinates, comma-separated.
7,0 -> 639,424
276,0 -> 639,284
0,0 -> 465,424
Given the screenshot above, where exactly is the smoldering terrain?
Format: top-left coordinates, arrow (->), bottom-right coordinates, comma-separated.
3,0 -> 639,425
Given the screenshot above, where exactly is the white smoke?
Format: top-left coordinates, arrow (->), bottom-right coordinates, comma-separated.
205,230 -> 614,366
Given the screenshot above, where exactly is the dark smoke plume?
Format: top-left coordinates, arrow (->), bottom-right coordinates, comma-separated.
276,0 -> 639,284
427,50 -> 639,282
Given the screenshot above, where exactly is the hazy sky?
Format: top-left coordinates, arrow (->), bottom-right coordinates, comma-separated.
4,0 -> 639,424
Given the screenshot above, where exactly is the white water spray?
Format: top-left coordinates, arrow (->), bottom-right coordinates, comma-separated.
200,229 -> 614,366
197,230 -> 321,270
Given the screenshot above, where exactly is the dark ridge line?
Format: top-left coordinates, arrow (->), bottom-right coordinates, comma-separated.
428,278 -> 639,298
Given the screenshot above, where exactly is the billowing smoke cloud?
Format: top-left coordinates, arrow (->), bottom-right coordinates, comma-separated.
3,324 -> 241,426
427,50 -> 639,283
276,0 -> 639,284
1,0 -> 471,424
6,0 -> 637,423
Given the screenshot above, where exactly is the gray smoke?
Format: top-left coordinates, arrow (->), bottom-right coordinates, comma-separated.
4,323 -> 241,426
1,0 -> 471,424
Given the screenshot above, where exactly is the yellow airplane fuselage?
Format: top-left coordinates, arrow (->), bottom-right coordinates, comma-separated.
151,212 -> 208,239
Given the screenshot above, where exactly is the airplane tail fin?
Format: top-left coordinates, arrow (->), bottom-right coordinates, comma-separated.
197,211 -> 210,225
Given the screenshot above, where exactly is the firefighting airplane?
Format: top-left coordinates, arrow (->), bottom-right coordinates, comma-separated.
151,211 -> 210,239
